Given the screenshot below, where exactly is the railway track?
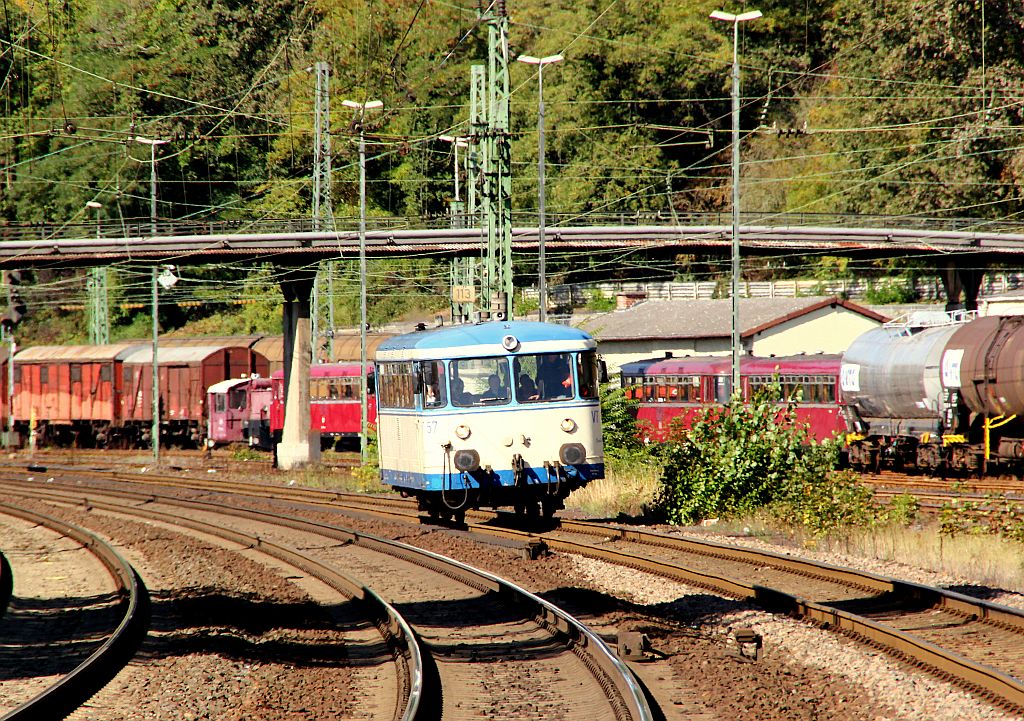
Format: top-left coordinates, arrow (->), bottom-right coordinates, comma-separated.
10,465 -> 1022,713
0,503 -> 147,720
0,470 -> 652,721
12,447 -> 360,472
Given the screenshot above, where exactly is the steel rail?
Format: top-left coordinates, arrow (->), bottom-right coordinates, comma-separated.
6,481 -> 653,721
0,552 -> 10,620
6,488 -> 424,721
0,502 -> 147,721
218,486 -> 1024,712
14,467 -> 1024,710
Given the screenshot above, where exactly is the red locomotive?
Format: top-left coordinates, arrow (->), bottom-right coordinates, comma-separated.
206,376 -> 273,448
628,354 -> 846,443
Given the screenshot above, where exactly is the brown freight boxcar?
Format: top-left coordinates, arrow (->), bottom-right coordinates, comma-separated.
11,343 -> 143,446
120,344 -> 269,446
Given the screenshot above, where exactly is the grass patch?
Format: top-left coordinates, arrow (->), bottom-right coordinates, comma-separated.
840,523 -> 1024,592
712,513 -> 1024,593
565,454 -> 662,518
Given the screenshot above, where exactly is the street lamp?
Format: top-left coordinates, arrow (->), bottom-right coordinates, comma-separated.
134,135 -> 170,462
517,53 -> 563,323
341,98 -> 383,466
134,136 -> 168,236
710,9 -> 761,398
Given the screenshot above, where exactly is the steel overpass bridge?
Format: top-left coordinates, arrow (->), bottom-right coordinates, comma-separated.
2,212 -> 1023,269
1,210 -> 1020,469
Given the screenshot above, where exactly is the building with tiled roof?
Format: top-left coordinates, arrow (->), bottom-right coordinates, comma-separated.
578,296 -> 888,374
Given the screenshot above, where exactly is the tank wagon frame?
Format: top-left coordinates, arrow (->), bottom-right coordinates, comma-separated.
842,313 -> 1024,475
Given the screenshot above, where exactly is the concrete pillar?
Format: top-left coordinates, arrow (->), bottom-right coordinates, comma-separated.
941,262 -> 983,314
277,269 -> 320,470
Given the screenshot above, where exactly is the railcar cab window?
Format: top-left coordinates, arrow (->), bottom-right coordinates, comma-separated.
229,387 -> 247,410
378,361 -> 416,409
512,352 -> 574,403
451,357 -> 510,406
419,360 -> 447,409
576,350 -> 600,399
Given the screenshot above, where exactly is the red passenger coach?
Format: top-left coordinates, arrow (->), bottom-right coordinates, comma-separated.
633,354 -> 845,443
121,344 -> 269,446
269,363 -> 376,449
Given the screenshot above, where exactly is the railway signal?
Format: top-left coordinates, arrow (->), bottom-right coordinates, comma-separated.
2,270 -> 26,330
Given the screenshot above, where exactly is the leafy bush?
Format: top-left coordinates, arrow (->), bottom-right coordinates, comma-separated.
653,380 -> 876,535
599,383 -> 646,459
656,383 -> 822,524
585,289 -> 616,312
863,278 -> 917,304
884,493 -> 920,525
776,466 -> 875,537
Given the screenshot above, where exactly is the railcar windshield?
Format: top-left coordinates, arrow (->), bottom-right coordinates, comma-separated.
450,357 -> 510,407
512,352 -> 574,403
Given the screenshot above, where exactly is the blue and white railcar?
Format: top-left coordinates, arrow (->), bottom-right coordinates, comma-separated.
375,321 -> 604,520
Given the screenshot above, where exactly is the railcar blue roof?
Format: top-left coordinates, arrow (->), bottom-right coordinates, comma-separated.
378,321 -> 593,353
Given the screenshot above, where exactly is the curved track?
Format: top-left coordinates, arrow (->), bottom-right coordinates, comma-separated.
0,470 -> 652,721
0,503 -> 147,720
18,465 -> 1021,713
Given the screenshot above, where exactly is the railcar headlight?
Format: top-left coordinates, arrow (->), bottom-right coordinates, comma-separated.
559,443 -> 587,466
455,424 -> 471,440
560,418 -> 577,433
453,449 -> 480,472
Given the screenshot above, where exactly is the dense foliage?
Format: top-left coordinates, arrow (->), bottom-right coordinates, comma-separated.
599,382 -> 646,459
3,1 -> 1024,341
654,383 -> 855,528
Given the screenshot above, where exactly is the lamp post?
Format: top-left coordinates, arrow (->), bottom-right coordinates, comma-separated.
517,53 -> 563,323
710,9 -> 760,398
341,99 -> 383,466
134,135 -> 169,462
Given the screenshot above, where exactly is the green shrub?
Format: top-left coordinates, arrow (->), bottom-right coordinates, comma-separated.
884,493 -> 920,525
599,383 -> 646,459
776,466 -> 875,537
655,382 -> 826,524
585,289 -> 616,312
863,278 -> 916,304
